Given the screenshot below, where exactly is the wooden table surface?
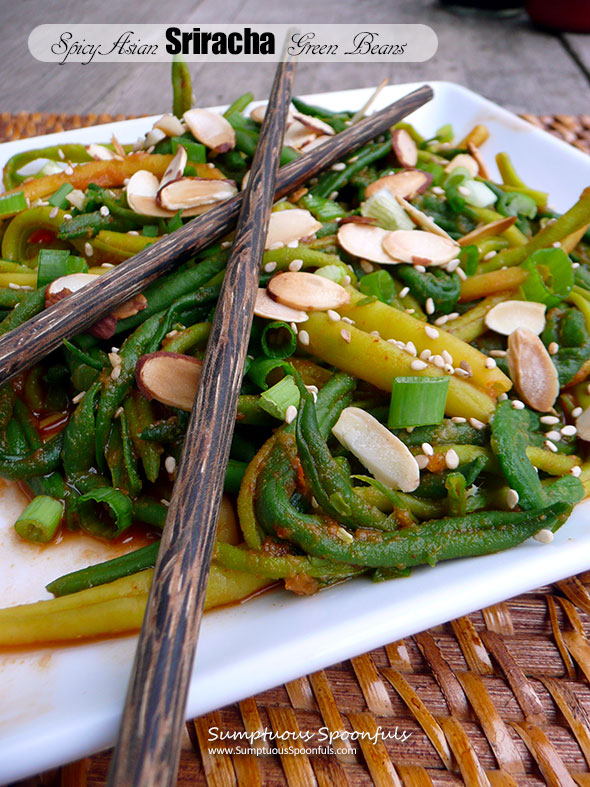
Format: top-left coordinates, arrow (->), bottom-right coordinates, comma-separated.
2,0 -> 590,116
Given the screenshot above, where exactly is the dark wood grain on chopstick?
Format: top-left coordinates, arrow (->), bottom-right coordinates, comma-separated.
0,84 -> 432,384
106,62 -> 296,787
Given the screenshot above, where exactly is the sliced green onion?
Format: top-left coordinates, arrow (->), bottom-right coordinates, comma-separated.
170,136 -> 206,163
260,320 -> 297,359
248,356 -> 293,390
497,191 -> 537,219
361,187 -> 414,231
0,191 -> 27,218
315,265 -> 347,284
167,210 -> 183,233
14,495 -> 63,543
388,376 -> 449,429
142,224 -> 159,237
48,183 -> 74,209
520,248 -> 574,307
259,375 -> 301,420
37,249 -> 88,289
183,165 -> 197,177
359,269 -> 395,304
461,180 -> 497,208
300,192 -> 346,222
77,487 -> 133,538
459,245 -> 478,276
39,161 -> 66,177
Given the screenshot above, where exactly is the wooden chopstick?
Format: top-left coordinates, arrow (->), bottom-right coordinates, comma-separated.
0,84 -> 432,384
106,61 -> 296,787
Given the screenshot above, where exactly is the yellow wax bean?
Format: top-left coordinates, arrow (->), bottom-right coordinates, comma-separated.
0,272 -> 37,288
459,268 -> 528,302
458,125 -> 489,148
302,312 -> 497,422
526,447 -> 581,476
338,290 -> 511,397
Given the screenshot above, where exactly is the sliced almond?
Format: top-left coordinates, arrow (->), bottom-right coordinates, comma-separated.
300,135 -> 331,153
153,113 -> 185,137
391,128 -> 418,168
254,288 -> 308,323
445,153 -> 479,177
159,145 -> 187,190
467,142 -> 491,179
136,352 -> 202,411
111,135 -> 126,159
291,110 -> 335,136
267,272 -> 350,312
126,170 -> 178,217
337,223 -> 397,264
458,216 -> 517,246
86,143 -> 122,161
484,300 -> 546,336
265,209 -> 322,250
145,128 -> 167,147
332,407 -> 420,492
576,406 -> 590,441
364,169 -> 433,201
284,121 -> 318,151
158,177 -> 238,211
382,230 -> 460,267
183,108 -> 236,153
46,273 -> 99,299
112,293 -> 148,321
65,189 -> 86,211
506,328 -> 559,412
395,195 -> 453,239
250,104 -> 295,125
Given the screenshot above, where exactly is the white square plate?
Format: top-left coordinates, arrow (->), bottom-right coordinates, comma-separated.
1,81 -> 590,784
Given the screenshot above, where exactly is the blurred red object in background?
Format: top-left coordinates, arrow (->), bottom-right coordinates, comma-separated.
526,0 -> 590,32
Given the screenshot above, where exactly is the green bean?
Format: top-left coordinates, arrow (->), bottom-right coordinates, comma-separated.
172,57 -> 193,118
0,431 -> 64,480
62,382 -> 101,480
223,92 -> 254,118
0,288 -> 45,337
123,394 -> 161,482
307,140 -> 392,200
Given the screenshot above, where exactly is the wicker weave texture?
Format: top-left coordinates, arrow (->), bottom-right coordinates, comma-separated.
4,113 -> 590,787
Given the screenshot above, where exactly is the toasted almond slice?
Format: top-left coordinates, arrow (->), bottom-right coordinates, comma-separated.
395,195 -> 454,240
136,352 -> 202,411
506,328 -> 558,412
364,169 -> 433,201
145,128 -> 167,147
284,120 -> 318,151
159,145 -> 188,190
183,108 -> 236,153
300,135 -> 331,153
267,272 -> 350,312
458,216 -> 517,247
153,113 -> 185,137
337,223 -> 397,264
467,142 -> 491,179
46,272 -> 99,298
382,230 -> 460,267
250,104 -> 296,125
126,170 -> 177,217
576,406 -> 590,441
86,143 -> 122,161
254,288 -> 308,322
291,110 -> 335,136
445,153 -> 479,177
391,128 -> 418,168
484,300 -> 546,336
158,177 -> 238,210
265,209 -> 322,249
332,407 -> 420,492
111,135 -> 126,159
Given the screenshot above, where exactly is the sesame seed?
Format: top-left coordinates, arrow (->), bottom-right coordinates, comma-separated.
341,316 -> 354,325
370,330 -> 381,338
544,439 -> 558,452
64,165 -> 74,176
63,214 -> 72,220
469,418 -> 486,430
483,250 -> 497,261
446,258 -> 460,273
221,241 -> 232,249
425,297 -> 435,315
99,205 -> 110,217
342,275 -> 351,286
128,230 -> 139,236
445,449 -> 459,470
548,342 -> 559,355
545,430 -> 562,442
405,309 -> 415,314
288,258 -> 303,271
432,354 -> 445,368
434,315 -> 449,326
540,415 -> 559,424
58,148 -> 65,160
421,442 -> 434,456
485,357 -> 496,369
327,309 -> 340,322
285,405 -> 298,424
406,341 -> 417,356
490,349 -> 507,357
452,416 -> 467,423
108,352 -> 122,368
101,263 -> 115,269
511,400 -> 525,410
446,313 -> 459,321
84,242 -> 93,256
444,364 -> 454,374
72,390 -> 86,404
290,322 -> 298,334
561,424 -> 577,437
165,330 -> 178,339
432,186 -> 444,195
442,350 -> 453,365
286,240 -> 299,249
165,456 -> 177,474
49,206 -> 59,219
114,407 -> 124,418
360,260 -> 374,273
329,191 -> 339,200
571,465 -> 582,477
336,526 -> 354,543
160,499 -> 170,508
420,349 -> 432,361
415,264 -> 426,273
455,368 -> 469,377
298,330 -> 310,346
459,360 -> 472,376
416,454 -> 429,469
573,262 -> 580,269
425,325 -> 439,339
573,407 -> 583,418
347,155 -> 359,163
331,162 -> 346,171
340,328 -> 351,343
534,528 -> 554,544
264,262 -> 277,273
410,359 -> 428,371
269,241 -> 284,250
506,488 -> 519,509
552,241 -> 561,248
111,366 -> 121,380
498,393 -> 508,401
456,267 -> 467,281
399,286 -> 410,298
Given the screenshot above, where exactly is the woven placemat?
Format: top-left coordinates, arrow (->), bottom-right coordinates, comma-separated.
5,113 -> 590,787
